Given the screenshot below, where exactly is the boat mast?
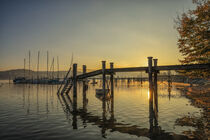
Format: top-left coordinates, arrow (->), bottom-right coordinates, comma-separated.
24,58 -> 26,78
29,50 -> 31,79
37,51 -> 40,80
47,51 -> 49,78
57,56 -> 59,79
50,57 -> 54,79
52,57 -> 54,79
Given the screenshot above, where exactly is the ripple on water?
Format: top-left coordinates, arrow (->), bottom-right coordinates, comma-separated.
0,84 -> 202,140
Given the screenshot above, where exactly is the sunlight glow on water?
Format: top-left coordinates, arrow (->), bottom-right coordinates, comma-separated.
0,80 -> 202,140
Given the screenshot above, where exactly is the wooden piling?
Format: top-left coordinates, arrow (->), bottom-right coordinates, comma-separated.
102,61 -> 106,98
83,65 -> 87,74
101,61 -> 106,123
82,65 -> 87,111
109,64 -> 114,121
153,59 -> 158,112
110,62 -> 114,97
148,57 -> 153,91
148,56 -> 153,115
83,65 -> 87,93
73,63 -> 77,97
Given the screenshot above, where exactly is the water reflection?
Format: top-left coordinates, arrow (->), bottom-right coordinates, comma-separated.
22,84 -> 25,108
27,85 -> 30,115
36,85 -> 39,114
3,80 -> 197,140
168,84 -> 172,100
46,85 -> 49,115
57,83 -> 190,140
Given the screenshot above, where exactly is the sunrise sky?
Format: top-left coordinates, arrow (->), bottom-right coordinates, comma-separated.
0,0 -> 195,71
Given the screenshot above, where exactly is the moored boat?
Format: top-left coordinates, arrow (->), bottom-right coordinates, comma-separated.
13,77 -> 27,84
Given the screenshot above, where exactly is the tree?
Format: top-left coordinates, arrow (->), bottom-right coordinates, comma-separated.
175,0 -> 210,78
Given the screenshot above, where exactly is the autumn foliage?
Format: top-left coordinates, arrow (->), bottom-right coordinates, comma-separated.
175,0 -> 210,78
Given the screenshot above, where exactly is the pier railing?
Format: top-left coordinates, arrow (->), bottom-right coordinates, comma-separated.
76,63 -> 209,79
58,57 -> 210,95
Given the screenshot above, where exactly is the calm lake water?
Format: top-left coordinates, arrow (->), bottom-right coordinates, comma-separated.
0,80 -> 202,140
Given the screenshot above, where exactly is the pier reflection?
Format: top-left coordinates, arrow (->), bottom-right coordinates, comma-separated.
12,82 -> 193,139
57,83 -> 189,140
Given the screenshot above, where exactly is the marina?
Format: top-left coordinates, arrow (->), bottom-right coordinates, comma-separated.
1,0 -> 209,139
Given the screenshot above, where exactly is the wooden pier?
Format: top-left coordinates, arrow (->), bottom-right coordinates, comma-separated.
57,56 -> 209,117
56,57 -> 209,138
58,57 -> 209,96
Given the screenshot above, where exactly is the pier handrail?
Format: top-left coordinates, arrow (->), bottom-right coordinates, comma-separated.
57,54 -> 74,95
57,67 -> 72,94
77,70 -> 102,79
76,63 -> 210,79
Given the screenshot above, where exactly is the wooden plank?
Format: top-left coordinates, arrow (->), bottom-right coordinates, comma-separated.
156,63 -> 210,71
106,67 -> 148,73
102,61 -> 106,97
110,62 -> 114,97
77,63 -> 209,79
108,63 -> 209,72
77,70 -> 102,79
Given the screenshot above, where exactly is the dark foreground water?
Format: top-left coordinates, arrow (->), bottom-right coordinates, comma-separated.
0,80 -> 202,140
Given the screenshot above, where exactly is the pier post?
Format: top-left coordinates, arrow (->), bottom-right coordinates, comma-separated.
102,61 -> 106,98
102,61 -> 106,129
82,65 -> 87,112
148,56 -> 154,130
73,63 -> 77,97
73,63 -> 78,126
83,65 -> 87,86
83,65 -> 87,74
148,57 -> 153,100
110,63 -> 114,122
110,62 -> 114,97
82,65 -> 87,91
153,59 -> 158,112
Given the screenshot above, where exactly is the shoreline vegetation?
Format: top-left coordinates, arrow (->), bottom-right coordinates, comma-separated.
176,81 -> 210,140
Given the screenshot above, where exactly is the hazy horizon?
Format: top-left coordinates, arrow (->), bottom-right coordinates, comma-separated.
0,0 -> 195,71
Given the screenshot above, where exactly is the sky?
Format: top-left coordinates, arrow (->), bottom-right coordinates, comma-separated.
0,0 -> 195,71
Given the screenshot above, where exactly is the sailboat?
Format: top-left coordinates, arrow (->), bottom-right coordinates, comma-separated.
13,53 -> 28,84
13,77 -> 26,84
48,57 -> 62,84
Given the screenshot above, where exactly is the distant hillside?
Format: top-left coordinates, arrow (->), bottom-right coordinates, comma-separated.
0,69 -> 68,80
0,69 -> 173,80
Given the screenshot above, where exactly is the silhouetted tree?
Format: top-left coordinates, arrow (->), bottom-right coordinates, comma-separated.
175,0 -> 209,78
